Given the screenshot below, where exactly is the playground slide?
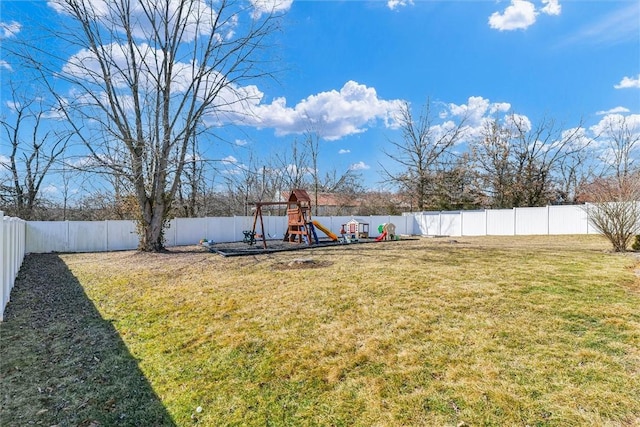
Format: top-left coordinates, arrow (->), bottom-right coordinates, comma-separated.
312,220 -> 338,241
375,231 -> 387,242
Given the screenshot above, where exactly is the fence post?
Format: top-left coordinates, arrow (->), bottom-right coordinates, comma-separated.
105,220 -> 109,252
66,220 -> 70,252
547,205 -> 550,235
1,212 -> 5,320
9,218 -> 15,289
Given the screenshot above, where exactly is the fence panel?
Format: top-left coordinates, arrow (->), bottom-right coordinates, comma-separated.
440,212 -> 462,236
218,217 -> 243,242
1,213 -> 26,321
106,221 -> 138,250
27,221 -> 69,253
515,207 -> 548,235
461,210 -> 486,236
174,217 -> 209,246
549,205 -> 590,235
487,209 -> 515,235
414,212 -> 440,236
69,221 -> 108,252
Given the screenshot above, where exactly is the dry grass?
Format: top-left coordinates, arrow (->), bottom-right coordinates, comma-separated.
2,235 -> 640,426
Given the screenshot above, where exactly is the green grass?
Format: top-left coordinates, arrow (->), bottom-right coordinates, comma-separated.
2,235 -> 639,426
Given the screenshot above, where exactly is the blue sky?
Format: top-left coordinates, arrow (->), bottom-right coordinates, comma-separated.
1,0 -> 639,193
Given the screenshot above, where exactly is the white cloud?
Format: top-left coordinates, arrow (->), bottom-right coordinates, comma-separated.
349,161 -> 370,171
561,127 -> 593,150
447,96 -> 511,127
387,0 -> 414,11
223,80 -> 405,141
541,0 -> 561,16
0,60 -> 13,71
5,101 -> 20,113
250,0 -> 293,19
0,154 -> 10,166
596,106 -> 630,115
590,113 -> 640,136
614,74 -> 640,89
221,155 -> 238,165
42,184 -> 60,195
489,0 -> 537,31
68,156 -> 99,169
0,21 -> 21,38
338,149 -> 351,154
234,139 -> 249,146
504,113 -> 532,133
437,96 -> 514,141
488,0 -> 562,31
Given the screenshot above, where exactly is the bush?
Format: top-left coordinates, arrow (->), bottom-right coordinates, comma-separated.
632,235 -> 640,251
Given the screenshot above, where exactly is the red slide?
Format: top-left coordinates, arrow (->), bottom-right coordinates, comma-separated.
375,231 -> 387,242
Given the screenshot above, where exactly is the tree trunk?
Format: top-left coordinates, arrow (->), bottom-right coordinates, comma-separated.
138,198 -> 168,252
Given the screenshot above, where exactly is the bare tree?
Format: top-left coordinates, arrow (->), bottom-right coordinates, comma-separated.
587,115 -> 640,252
301,130 -> 364,215
598,114 -> 640,184
19,0 -> 282,250
587,176 -> 640,252
222,154 -> 267,216
273,138 -> 311,191
0,88 -> 70,219
472,115 -> 584,208
430,154 -> 479,210
175,133 -> 206,217
304,131 -> 321,215
472,119 -> 517,208
381,100 -> 468,211
555,135 -> 597,204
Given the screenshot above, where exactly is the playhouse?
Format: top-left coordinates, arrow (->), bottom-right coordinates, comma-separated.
341,218 -> 369,240
376,222 -> 396,241
284,189 -> 313,244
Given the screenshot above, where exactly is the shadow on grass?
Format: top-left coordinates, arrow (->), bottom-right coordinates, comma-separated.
0,254 -> 175,427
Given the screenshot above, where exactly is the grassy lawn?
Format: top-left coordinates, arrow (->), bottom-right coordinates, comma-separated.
2,235 -> 639,426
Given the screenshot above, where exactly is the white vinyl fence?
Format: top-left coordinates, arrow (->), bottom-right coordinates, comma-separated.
410,204 -> 597,236
22,204 -> 602,254
26,215 -> 415,253
1,212 -> 27,321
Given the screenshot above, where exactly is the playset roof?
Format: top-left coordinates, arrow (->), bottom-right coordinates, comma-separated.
288,189 -> 311,203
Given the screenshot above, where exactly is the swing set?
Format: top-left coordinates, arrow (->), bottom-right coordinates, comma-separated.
244,189 -> 317,249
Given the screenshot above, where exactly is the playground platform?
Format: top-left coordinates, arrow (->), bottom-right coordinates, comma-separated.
207,237 -> 400,257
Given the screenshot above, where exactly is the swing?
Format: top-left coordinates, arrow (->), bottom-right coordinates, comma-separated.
242,230 -> 257,245
242,215 -> 256,245
264,216 -> 279,239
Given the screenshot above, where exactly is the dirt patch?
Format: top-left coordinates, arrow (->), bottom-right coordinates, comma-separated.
271,258 -> 334,270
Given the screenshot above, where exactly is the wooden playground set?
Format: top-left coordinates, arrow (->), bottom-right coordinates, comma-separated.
206,189 -> 398,256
